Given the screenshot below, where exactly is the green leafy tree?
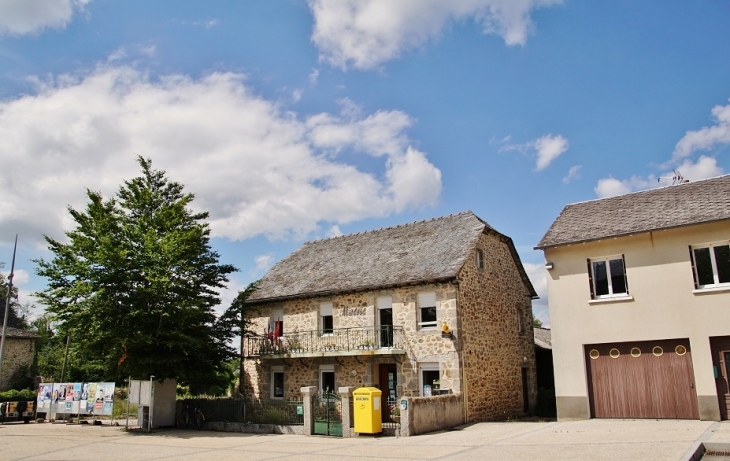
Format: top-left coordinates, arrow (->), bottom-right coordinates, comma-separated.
35,157 -> 237,393
0,265 -> 27,330
533,317 -> 543,328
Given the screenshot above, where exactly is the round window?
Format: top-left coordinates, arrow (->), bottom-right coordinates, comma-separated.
609,348 -> 620,359
675,345 -> 687,356
589,349 -> 600,360
652,346 -> 664,357
630,347 -> 641,357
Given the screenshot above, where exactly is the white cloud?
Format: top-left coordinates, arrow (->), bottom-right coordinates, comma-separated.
672,99 -> 730,162
0,65 -> 442,247
254,254 -> 273,272
534,134 -> 568,171
562,165 -> 581,184
501,133 -> 569,171
1,269 -> 30,286
674,156 -> 724,182
0,0 -> 91,35
594,175 -> 656,198
326,225 -> 343,237
309,69 -> 320,86
308,0 -> 562,70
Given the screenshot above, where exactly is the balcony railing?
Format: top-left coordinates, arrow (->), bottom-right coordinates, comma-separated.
245,326 -> 405,358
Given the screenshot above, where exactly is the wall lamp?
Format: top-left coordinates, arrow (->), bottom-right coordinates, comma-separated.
545,262 -> 554,270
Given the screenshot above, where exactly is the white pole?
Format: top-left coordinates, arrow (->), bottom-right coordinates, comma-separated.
148,375 -> 154,432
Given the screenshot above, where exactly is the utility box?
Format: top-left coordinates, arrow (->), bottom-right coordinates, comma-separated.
129,379 -> 177,428
353,387 -> 382,434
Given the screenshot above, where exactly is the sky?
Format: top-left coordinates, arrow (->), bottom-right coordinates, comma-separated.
1,0 -> 729,327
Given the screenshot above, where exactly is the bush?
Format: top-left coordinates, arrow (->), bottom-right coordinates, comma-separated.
0,389 -> 36,402
534,387 -> 557,417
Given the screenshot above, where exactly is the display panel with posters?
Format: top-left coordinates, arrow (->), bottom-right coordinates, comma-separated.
38,382 -> 115,417
37,384 -> 52,412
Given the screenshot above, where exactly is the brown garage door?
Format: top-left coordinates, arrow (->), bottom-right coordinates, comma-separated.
585,339 -> 699,419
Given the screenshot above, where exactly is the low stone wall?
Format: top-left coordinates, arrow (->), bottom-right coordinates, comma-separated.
401,393 -> 463,436
205,421 -> 306,435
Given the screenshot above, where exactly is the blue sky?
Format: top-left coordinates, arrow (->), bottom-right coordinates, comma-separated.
1,1 -> 729,326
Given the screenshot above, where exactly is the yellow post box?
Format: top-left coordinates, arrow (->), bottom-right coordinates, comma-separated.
353,387 -> 382,434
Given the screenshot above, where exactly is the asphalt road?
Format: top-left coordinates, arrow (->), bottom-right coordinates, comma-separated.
1,418 -> 728,460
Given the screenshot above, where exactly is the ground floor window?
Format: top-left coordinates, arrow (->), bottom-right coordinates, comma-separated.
271,366 -> 284,399
419,362 -> 440,396
320,365 -> 335,393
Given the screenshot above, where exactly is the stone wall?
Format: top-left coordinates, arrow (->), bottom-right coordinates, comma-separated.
456,231 -> 537,421
0,337 -> 35,391
400,393 -> 464,436
242,283 -> 461,400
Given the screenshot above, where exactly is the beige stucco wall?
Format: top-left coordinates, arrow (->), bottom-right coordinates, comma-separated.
0,337 -> 35,391
544,220 -> 730,421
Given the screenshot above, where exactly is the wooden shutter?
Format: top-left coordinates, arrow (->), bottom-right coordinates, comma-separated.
689,246 -> 698,289
622,254 -> 629,295
587,259 -> 595,299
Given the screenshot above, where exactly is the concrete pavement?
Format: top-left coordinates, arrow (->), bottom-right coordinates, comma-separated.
0,419 -> 727,460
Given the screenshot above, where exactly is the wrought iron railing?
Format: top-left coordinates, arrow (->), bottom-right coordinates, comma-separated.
245,326 -> 405,357
177,398 -> 304,425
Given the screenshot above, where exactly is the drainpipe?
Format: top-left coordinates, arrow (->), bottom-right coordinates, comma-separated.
454,277 -> 469,423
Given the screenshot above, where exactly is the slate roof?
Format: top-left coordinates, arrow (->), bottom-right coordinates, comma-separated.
249,211 -> 537,303
0,327 -> 40,339
536,174 -> 730,249
534,327 -> 552,350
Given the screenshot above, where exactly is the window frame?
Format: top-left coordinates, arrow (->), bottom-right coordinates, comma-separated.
588,254 -> 629,299
516,306 -> 524,334
319,302 -> 334,336
475,249 -> 485,270
690,242 -> 730,290
270,366 -> 285,399
417,292 -> 438,330
319,364 -> 335,393
418,362 -> 440,397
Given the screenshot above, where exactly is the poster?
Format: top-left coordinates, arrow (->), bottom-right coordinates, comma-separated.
86,383 -> 97,414
36,384 -> 52,411
38,382 -> 115,416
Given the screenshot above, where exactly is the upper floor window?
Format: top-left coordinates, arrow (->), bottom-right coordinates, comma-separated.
320,302 -> 333,335
268,309 -> 284,340
691,242 -> 730,289
588,255 -> 628,298
417,292 -> 437,329
476,249 -> 485,270
516,305 -> 524,334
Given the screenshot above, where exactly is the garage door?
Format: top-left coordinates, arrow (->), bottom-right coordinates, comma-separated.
585,339 -> 699,419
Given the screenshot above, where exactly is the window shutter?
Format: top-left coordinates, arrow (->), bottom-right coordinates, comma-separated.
689,246 -> 698,289
587,259 -> 595,299
621,254 -> 629,295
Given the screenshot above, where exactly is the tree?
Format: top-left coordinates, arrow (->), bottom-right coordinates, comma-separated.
35,157 -> 237,393
0,265 -> 28,330
533,317 -> 543,328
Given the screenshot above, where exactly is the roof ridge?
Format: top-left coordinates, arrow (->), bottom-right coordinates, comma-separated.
565,173 -> 730,207
305,211 -> 474,244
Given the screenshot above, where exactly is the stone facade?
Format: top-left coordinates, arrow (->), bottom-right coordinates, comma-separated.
242,231 -> 536,423
0,336 -> 36,391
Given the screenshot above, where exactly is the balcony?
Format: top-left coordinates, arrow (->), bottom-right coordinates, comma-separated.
245,326 -> 406,359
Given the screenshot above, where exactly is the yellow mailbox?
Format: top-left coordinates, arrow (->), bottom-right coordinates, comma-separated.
353,387 -> 382,434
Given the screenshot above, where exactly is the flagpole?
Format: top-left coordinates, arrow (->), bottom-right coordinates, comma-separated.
0,235 -> 19,390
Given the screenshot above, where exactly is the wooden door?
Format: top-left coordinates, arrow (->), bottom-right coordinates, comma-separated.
379,364 -> 397,422
585,339 -> 699,419
710,336 -> 730,420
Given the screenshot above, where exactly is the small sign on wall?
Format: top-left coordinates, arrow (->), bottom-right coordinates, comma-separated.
400,400 -> 407,411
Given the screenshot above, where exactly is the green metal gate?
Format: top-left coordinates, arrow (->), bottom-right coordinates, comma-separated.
313,391 -> 342,437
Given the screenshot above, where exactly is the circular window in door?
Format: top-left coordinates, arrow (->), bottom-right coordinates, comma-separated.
675,345 -> 687,356
609,348 -> 620,359
589,349 -> 600,360
652,346 -> 664,357
630,347 -> 641,357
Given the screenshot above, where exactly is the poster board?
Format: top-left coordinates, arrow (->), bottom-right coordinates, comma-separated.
38,382 -> 115,416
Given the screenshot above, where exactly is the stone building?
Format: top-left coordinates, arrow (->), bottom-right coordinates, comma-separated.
242,211 -> 538,422
0,327 -> 39,391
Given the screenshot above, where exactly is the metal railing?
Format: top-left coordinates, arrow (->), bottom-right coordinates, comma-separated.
245,326 -> 405,357
178,397 -> 304,426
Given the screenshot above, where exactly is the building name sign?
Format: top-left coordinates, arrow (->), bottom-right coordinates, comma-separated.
341,306 -> 367,316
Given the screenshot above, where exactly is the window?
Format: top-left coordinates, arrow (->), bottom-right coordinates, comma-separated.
516,306 -> 524,334
691,243 -> 730,289
476,249 -> 485,270
419,363 -> 440,396
588,255 -> 628,298
417,292 -> 437,329
271,366 -> 284,399
320,302 -> 333,335
320,365 -> 335,393
268,309 -> 284,341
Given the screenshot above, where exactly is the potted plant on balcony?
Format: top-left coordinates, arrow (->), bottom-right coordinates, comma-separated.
359,340 -> 375,350
324,342 -> 337,352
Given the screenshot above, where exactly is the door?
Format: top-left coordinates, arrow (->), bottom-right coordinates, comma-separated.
379,308 -> 393,348
585,339 -> 699,419
379,364 -> 397,422
313,391 -> 342,436
710,336 -> 730,420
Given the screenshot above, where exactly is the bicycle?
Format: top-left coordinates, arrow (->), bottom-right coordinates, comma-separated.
176,403 -> 205,430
